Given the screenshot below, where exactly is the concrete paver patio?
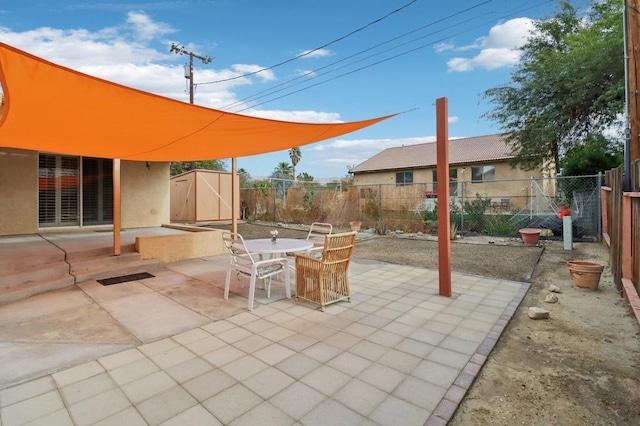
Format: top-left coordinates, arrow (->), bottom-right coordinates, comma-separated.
0,250 -> 528,425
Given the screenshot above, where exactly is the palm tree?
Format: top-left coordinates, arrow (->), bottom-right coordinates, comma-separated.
272,162 -> 294,180
297,172 -> 314,182
289,147 -> 301,182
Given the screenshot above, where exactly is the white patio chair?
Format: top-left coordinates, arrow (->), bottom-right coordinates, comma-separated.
222,232 -> 290,311
285,222 -> 333,273
305,222 -> 333,255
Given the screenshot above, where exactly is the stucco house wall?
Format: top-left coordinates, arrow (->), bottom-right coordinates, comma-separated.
121,161 -> 170,228
0,148 -> 170,236
0,148 -> 39,235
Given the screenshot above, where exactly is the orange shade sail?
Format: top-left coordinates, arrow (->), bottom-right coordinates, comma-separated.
0,43 -> 394,161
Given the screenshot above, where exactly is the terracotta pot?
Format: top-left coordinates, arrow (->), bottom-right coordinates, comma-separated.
567,261 -> 604,290
519,228 -> 541,246
349,221 -> 362,232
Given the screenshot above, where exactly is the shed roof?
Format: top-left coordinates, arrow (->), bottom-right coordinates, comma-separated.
350,133 -> 513,173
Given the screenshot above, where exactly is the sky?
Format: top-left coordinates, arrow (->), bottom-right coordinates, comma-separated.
0,0 -> 576,180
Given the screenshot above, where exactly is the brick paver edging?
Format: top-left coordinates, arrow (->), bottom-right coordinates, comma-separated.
424,282 -> 531,425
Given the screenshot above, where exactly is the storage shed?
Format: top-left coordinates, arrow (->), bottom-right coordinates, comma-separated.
170,169 -> 239,223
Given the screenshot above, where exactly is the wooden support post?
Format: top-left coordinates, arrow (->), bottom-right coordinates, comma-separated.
436,97 -> 452,297
112,159 -> 121,256
232,158 -> 238,235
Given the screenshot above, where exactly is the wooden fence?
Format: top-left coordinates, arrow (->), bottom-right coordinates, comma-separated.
602,159 -> 640,297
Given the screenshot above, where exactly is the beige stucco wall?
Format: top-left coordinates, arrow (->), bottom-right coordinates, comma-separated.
0,148 -> 39,235
121,161 -> 170,228
353,162 -> 538,186
352,162 -> 553,212
135,225 -> 226,262
0,152 -> 172,236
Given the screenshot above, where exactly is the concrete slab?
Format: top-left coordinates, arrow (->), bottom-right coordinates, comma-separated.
99,292 -> 210,343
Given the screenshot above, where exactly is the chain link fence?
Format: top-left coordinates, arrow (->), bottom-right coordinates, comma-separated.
240,174 -> 602,241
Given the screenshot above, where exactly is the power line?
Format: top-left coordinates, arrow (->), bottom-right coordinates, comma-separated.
221,1 -> 493,111
197,0 -> 420,86
226,0 -> 554,113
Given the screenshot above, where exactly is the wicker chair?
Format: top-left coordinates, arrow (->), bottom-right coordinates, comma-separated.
294,231 -> 356,311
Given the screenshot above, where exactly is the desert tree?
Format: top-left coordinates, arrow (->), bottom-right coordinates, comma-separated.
483,0 -> 624,174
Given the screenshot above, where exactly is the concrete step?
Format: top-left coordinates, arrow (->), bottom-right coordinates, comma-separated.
0,275 -> 75,306
0,239 -> 65,274
0,262 -> 71,291
65,242 -> 137,261
69,252 -> 147,274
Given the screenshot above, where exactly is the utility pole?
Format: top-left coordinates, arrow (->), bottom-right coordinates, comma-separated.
624,0 -> 639,191
170,43 -> 213,169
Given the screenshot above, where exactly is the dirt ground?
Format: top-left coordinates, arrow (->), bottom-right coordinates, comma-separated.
210,222 -> 640,425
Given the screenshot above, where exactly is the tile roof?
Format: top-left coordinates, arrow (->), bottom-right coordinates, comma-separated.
350,133 -> 514,174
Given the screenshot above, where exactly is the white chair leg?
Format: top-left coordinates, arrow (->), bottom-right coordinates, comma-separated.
266,277 -> 272,298
248,273 -> 257,311
224,262 -> 233,300
284,261 -> 291,299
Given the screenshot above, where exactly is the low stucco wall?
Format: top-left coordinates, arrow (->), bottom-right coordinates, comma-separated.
135,226 -> 226,262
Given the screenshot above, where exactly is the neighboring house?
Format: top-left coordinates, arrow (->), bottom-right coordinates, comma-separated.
349,133 -> 555,211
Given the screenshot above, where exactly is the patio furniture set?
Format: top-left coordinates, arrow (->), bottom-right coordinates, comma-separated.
222,223 -> 356,312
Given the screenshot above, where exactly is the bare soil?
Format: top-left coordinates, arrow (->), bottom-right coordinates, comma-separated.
209,222 -> 640,424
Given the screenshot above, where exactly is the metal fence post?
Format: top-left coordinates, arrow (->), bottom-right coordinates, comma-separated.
378,184 -> 383,221
461,181 -> 465,234
530,177 -> 534,219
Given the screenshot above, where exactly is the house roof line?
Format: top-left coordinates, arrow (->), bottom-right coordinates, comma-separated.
350,133 -> 514,174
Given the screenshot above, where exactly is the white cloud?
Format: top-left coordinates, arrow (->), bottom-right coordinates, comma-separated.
0,12 -> 342,122
231,64 -> 275,82
294,69 -> 316,78
434,42 -> 454,53
126,11 -> 175,41
298,48 -> 332,58
448,116 -> 459,123
246,109 -> 341,123
306,136 -> 436,172
445,17 -> 535,72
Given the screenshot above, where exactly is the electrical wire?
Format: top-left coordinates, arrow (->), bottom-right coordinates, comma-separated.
226,0 -> 555,113
220,0 -> 493,111
197,0 -> 419,85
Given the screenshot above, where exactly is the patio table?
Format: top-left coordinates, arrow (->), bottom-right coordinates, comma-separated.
242,238 -> 314,256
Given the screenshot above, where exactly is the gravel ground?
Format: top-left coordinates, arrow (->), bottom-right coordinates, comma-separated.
207,221 -> 640,424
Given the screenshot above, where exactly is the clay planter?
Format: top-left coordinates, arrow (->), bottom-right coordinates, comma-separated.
519,228 -> 541,246
566,261 -> 604,291
349,221 -> 362,232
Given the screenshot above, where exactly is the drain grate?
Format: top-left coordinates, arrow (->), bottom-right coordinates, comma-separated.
98,272 -> 155,286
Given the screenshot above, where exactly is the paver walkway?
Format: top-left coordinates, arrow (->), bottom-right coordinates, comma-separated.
0,255 -> 528,425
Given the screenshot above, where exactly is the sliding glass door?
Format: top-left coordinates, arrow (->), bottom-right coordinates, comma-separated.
38,154 -> 113,228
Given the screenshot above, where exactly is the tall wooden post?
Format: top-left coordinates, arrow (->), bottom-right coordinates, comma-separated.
232,158 -> 238,235
436,97 -> 451,297
113,159 -> 121,256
